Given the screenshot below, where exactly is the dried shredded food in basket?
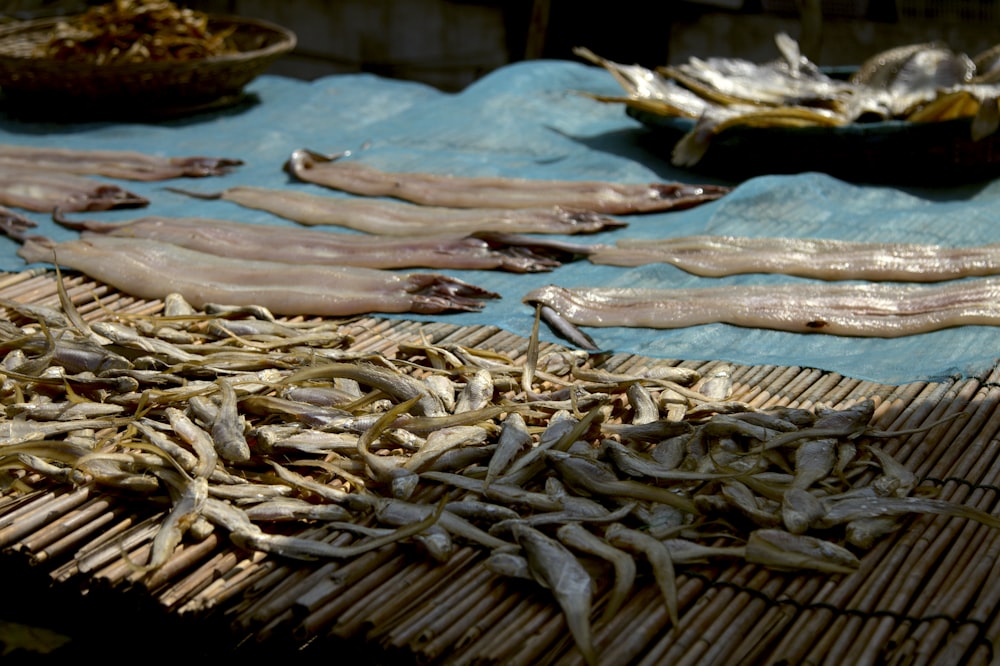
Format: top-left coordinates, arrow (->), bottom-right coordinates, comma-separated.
35,0 -> 238,64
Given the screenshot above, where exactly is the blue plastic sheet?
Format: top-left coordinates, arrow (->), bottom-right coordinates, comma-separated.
2,61 -> 999,386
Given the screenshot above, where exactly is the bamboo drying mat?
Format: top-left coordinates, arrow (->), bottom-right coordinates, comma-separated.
1,267 -> 999,666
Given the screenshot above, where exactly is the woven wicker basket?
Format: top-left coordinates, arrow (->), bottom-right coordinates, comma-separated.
0,14 -> 295,116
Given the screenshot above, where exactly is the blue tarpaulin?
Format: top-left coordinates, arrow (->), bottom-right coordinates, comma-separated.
2,60 -> 998,386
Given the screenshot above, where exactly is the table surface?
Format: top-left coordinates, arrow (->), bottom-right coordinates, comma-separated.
2,60 -> 998,386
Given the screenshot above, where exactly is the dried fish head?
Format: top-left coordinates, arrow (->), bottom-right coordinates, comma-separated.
745,529 -> 860,574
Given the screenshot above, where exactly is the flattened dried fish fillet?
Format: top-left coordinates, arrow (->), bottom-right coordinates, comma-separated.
589,235 -> 1000,282
53,213 -> 581,272
0,168 -> 147,212
283,148 -> 730,214
0,144 -> 241,181
170,185 -> 626,235
524,280 -> 1000,337
18,235 -> 499,316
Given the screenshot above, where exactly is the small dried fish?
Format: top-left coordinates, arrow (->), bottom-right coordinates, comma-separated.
605,522 -> 679,626
744,528 -> 860,574
209,378 -> 251,463
511,522 -> 599,666
556,522 -> 636,622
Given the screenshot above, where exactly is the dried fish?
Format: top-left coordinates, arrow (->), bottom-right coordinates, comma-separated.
546,450 -> 698,515
283,148 -> 729,215
17,235 -> 499,316
589,235 -> 1000,282
816,494 -> 1000,531
403,425 -> 488,472
140,472 -> 209,573
524,281 -> 1000,338
556,522 -> 636,622
744,528 -> 860,574
170,185 -> 627,236
209,378 -> 251,463
0,168 -> 147,213
484,412 -> 533,488
242,498 -> 351,523
605,522 -> 679,626
0,144 -> 240,181
511,522 -> 599,666
580,34 -> 1000,167
54,213 -> 580,273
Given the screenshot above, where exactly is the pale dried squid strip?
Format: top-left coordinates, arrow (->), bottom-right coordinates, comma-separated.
169,185 -> 626,236
524,280 -> 1000,337
0,144 -> 241,181
0,168 -> 147,212
17,235 -> 499,316
589,235 -> 1000,282
283,148 -> 730,215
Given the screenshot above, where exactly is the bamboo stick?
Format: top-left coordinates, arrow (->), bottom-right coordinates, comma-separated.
456,594 -> 555,665
684,571 -> 787,666
375,551 -> 486,648
157,547 -> 239,610
365,551 -> 482,651
16,496 -> 115,555
74,515 -> 161,575
0,486 -> 90,548
330,552 -> 458,642
302,550 -> 414,641
654,565 -> 761,665
141,533 -> 222,592
418,575 -> 520,662
27,499 -> 124,565
295,542 -> 404,618
450,584 -> 521,655
234,528 -> 355,628
177,551 -> 271,615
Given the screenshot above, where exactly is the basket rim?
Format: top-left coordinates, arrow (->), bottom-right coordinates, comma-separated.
0,13 -> 297,68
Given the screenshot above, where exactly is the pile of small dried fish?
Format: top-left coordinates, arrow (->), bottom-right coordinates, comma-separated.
37,0 -> 238,64
578,33 -> 1000,165
1,287 -> 995,665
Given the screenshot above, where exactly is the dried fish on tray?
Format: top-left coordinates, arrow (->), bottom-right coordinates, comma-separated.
1,278 -> 997,665
283,148 -> 731,215
524,280 -> 1000,337
577,35 -> 1000,181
